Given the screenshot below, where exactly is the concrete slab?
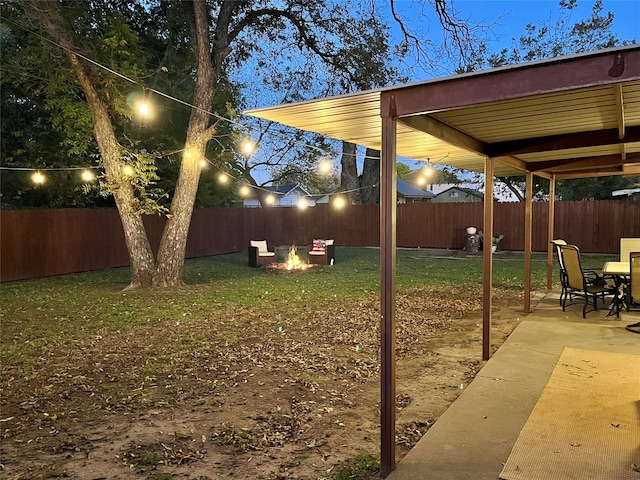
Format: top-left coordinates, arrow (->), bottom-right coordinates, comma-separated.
387,292 -> 640,480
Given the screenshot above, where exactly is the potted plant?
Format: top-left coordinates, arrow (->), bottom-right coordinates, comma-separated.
478,232 -> 504,252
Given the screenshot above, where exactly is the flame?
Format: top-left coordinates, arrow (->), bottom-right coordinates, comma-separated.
286,246 -> 303,270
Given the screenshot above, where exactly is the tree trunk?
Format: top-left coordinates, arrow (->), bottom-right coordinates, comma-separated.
153,0 -> 217,287
29,0 -> 156,289
360,148 -> 380,205
340,141 -> 360,204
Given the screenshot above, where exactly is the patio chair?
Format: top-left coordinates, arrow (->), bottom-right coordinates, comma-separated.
551,239 -> 604,306
626,252 -> 640,312
248,240 -> 276,267
559,244 -> 616,318
308,239 -> 335,265
550,239 -> 569,306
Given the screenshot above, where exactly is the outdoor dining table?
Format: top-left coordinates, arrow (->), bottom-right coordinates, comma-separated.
603,261 -> 630,317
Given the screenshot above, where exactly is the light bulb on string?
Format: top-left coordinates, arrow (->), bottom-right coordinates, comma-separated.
31,170 -> 46,185
199,159 -> 208,168
423,164 -> 433,176
318,159 -> 332,174
239,185 -> 250,197
122,165 -> 134,177
241,139 -> 255,155
138,87 -> 151,117
81,169 -> 95,183
333,196 -> 346,209
265,194 -> 275,205
218,173 -> 229,184
417,176 -> 427,187
297,197 -> 308,209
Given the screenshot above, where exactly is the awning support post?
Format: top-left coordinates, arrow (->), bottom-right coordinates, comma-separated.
546,174 -> 557,290
482,157 -> 494,361
524,172 -> 533,313
380,94 -> 397,477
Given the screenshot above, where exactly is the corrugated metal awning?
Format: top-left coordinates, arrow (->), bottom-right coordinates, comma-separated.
246,46 -> 640,179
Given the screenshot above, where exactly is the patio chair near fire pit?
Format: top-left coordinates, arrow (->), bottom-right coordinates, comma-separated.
248,240 -> 276,267
308,239 -> 335,265
559,244 -> 616,318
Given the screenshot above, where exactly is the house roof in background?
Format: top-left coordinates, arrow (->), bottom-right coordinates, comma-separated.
435,185 -> 483,198
428,183 -> 519,202
397,179 -> 435,198
245,184 -> 312,199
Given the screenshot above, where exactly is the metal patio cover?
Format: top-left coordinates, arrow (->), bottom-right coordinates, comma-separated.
245,45 -> 640,478
246,46 -> 640,179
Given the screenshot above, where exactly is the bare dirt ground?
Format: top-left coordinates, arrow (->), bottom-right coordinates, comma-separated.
0,286 -> 524,479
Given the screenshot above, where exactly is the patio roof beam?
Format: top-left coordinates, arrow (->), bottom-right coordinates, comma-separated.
623,163 -> 640,175
398,115 -> 486,155
494,156 -> 529,173
388,49 -> 640,117
529,155 -> 623,173
554,167 -> 629,179
486,126 -> 640,158
614,83 -> 625,139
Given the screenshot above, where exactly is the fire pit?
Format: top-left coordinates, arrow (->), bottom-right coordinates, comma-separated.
264,245 -> 324,274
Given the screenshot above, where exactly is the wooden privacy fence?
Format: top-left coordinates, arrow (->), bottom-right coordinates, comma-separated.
2,200 -> 639,282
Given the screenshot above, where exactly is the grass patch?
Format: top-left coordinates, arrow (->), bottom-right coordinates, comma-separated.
334,452 -> 380,480
0,247 -> 615,360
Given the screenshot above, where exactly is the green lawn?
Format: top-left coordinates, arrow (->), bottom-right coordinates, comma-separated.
1,247 -> 615,353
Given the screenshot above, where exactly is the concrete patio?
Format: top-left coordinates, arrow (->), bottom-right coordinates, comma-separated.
387,290 -> 640,480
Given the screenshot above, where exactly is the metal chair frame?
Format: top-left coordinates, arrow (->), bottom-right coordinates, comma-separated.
559,244 -> 616,318
551,240 -> 604,307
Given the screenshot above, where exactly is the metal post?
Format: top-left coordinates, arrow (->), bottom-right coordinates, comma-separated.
380,95 -> 397,477
524,172 -> 533,313
547,175 -> 556,290
482,158 -> 494,361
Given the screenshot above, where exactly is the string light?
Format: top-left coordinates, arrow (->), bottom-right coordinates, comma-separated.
297,197 -> 308,209
139,102 -> 149,116
318,159 -> 332,174
241,139 -> 255,155
333,196 -> 346,209
31,171 -> 46,185
122,165 -> 134,176
218,173 -> 229,184
81,169 -> 95,182
239,185 -> 250,196
265,194 -> 275,205
199,159 -> 208,168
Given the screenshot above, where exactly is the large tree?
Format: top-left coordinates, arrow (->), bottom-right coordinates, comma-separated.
10,0 -> 415,288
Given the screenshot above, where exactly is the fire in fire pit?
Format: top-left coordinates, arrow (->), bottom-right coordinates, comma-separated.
264,245 -> 323,274
286,245 -> 302,270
